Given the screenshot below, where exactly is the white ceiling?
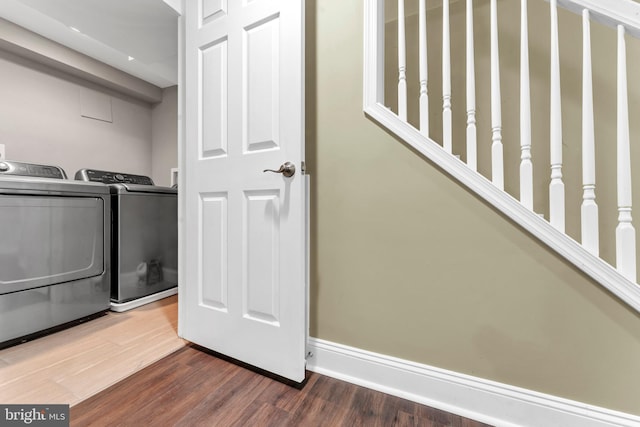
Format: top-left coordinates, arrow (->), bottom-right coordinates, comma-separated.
0,0 -> 179,88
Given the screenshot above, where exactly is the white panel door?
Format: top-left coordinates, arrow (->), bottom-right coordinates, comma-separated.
182,0 -> 306,382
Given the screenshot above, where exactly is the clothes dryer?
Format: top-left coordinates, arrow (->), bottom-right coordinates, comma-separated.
0,161 -> 111,347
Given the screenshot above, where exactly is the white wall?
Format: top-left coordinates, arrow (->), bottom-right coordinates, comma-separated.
151,86 -> 178,187
0,48 -> 152,178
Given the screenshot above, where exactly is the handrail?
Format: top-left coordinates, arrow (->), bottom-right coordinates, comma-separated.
362,0 -> 640,313
553,0 -> 640,38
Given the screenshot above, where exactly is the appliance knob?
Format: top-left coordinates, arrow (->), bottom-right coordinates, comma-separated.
115,174 -> 125,181
0,162 -> 8,172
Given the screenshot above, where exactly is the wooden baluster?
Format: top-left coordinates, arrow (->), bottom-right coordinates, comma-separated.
520,0 -> 533,209
581,10 -> 599,256
616,24 -> 636,281
466,0 -> 477,171
549,0 -> 565,231
419,0 -> 429,136
490,0 -> 503,189
443,0 -> 452,153
398,0 -> 407,121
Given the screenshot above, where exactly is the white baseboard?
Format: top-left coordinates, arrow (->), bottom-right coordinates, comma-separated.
306,338 -> 640,427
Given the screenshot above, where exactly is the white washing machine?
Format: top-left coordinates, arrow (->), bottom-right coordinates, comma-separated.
75,169 -> 178,312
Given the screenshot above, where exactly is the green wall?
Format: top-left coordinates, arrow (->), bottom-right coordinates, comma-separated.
306,0 -> 640,415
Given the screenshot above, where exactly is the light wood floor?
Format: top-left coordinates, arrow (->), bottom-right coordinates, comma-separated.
0,295 -> 185,406
3,297 -> 489,426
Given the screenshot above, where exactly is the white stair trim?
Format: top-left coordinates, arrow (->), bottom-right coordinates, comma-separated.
307,337 -> 640,427
553,0 -> 640,40
362,0 -> 640,314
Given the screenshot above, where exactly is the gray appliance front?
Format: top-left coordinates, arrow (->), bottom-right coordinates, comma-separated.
115,191 -> 178,303
0,196 -> 104,293
0,194 -> 110,343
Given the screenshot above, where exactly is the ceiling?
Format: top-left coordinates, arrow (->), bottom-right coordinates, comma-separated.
0,0 -> 179,88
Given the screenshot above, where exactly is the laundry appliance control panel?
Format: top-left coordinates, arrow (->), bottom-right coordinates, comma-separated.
0,160 -> 66,179
75,169 -> 154,185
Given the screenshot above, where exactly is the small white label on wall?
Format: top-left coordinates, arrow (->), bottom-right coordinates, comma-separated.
170,168 -> 178,187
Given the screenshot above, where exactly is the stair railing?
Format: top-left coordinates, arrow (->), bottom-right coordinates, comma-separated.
363,0 -> 640,312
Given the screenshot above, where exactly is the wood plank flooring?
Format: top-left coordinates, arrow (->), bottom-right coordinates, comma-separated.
1,296 -> 490,426
0,295 -> 185,406
71,345 -> 492,427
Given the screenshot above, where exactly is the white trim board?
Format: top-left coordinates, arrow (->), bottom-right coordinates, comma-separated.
306,338 -> 640,427
110,287 -> 178,313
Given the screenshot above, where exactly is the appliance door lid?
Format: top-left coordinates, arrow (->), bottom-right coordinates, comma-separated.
117,184 -> 177,195
0,195 -> 104,294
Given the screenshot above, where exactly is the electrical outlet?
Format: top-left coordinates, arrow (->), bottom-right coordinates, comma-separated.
0,144 -> 5,161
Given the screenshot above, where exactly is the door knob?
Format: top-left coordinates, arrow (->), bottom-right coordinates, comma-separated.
263,162 -> 295,178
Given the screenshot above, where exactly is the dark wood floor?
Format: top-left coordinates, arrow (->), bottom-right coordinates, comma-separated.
71,345 -> 491,427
